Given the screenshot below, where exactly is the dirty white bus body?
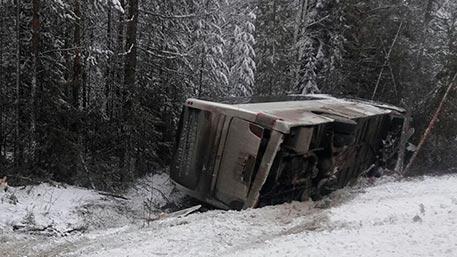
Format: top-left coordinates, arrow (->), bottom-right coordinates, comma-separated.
170,95 -> 406,210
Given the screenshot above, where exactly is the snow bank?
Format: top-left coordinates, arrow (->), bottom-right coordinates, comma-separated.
2,174 -> 457,257
229,175 -> 457,257
0,183 -> 102,233
0,172 -> 183,235
68,174 -> 457,257
126,172 -> 186,214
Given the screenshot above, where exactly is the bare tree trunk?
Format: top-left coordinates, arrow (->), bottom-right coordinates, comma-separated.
269,0 -> 277,95
0,0 -> 4,159
371,20 -> 403,100
114,0 -> 125,118
198,50 -> 205,97
72,0 -> 82,109
82,7 -> 89,110
30,0 -> 40,161
416,0 -> 435,69
292,0 -> 308,91
69,0 -> 82,177
114,1 -> 125,170
15,0 -> 23,167
197,0 -> 210,97
403,73 -> 457,175
63,24 -> 72,98
123,0 -> 139,91
104,2 -> 112,117
120,0 -> 139,180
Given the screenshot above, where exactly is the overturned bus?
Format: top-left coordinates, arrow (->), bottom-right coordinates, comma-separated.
170,95 -> 406,210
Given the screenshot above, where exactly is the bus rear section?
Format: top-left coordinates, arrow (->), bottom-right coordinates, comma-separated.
170,105 -> 273,209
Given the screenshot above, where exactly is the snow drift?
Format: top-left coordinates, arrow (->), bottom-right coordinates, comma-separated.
1,174 -> 457,257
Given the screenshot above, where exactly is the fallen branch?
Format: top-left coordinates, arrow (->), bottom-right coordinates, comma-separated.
13,224 -> 49,232
12,223 -> 87,236
372,20 -> 403,100
98,192 -> 129,200
150,186 -> 171,204
403,72 -> 457,175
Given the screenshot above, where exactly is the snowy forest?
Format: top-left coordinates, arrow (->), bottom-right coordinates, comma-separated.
0,0 -> 456,190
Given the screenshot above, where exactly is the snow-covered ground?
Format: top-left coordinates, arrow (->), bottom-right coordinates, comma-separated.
0,183 -> 100,233
1,173 -> 457,257
0,172 -> 183,235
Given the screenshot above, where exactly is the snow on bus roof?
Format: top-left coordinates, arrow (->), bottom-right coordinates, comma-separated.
186,95 -> 404,132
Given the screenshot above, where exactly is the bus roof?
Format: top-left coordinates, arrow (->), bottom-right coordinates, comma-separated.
185,94 -> 405,133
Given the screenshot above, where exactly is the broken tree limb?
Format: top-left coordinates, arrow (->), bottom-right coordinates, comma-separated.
403,72 -> 457,176
379,37 -> 399,97
98,192 -> 129,200
372,20 -> 403,100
